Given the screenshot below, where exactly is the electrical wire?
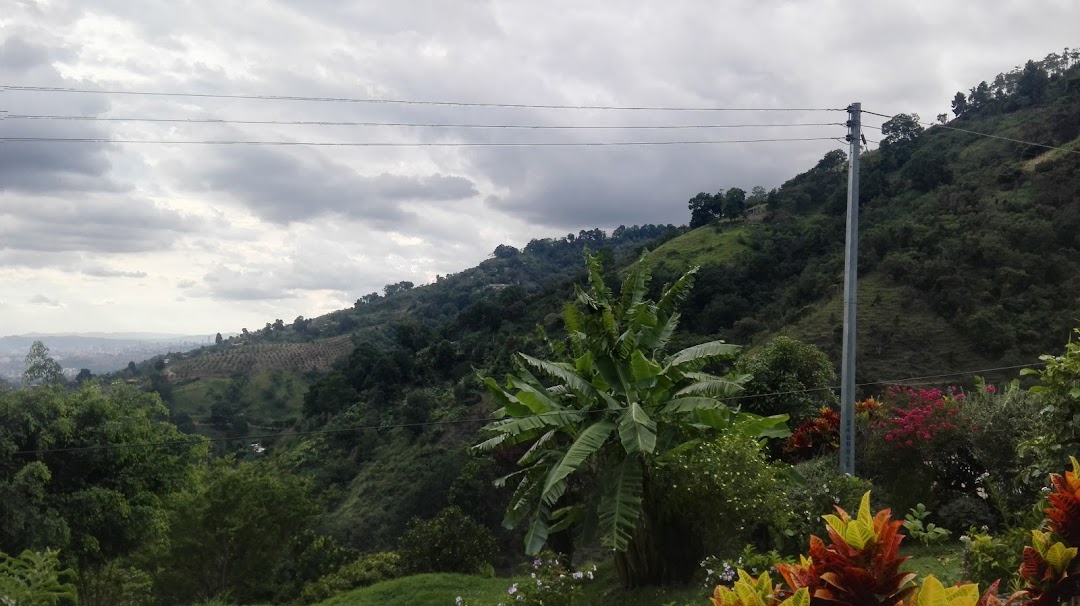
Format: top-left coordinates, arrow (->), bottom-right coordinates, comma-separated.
2,114 -> 845,130
862,109 -> 1080,156
0,136 -> 842,147
2,85 -> 846,112
10,360 -> 1045,456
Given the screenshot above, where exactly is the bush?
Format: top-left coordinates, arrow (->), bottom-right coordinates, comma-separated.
467,551 -> 596,606
783,456 -> 873,553
0,549 -> 77,606
655,433 -> 791,557
299,551 -> 403,604
396,506 -> 496,574
77,561 -> 154,606
960,529 -> 1024,591
936,495 -> 996,535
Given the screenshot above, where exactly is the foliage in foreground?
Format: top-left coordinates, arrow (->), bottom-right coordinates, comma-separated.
474,251 -> 788,586
0,548 -> 76,606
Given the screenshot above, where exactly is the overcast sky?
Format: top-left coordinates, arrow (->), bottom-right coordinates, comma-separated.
2,0 -> 1077,336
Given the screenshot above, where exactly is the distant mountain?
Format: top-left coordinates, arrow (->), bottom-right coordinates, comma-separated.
0,333 -> 223,379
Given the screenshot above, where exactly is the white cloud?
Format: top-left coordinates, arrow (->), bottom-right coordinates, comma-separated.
4,0 -> 1079,334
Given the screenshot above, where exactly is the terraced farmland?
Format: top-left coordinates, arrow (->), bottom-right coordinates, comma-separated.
166,335 -> 354,380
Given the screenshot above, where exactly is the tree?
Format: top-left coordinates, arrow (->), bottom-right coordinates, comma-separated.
22,341 -> 64,386
0,384 -> 204,569
383,281 -> 415,297
157,461 -> 318,603
951,92 -> 968,117
747,185 -> 768,207
292,316 -> 309,335
75,368 -> 93,384
215,332 -> 223,345
472,251 -> 788,586
273,318 -> 286,332
880,113 -> 924,168
722,187 -> 747,220
687,192 -> 717,228
969,81 -> 992,110
1016,59 -> 1050,103
936,113 -> 949,125
734,336 -> 838,425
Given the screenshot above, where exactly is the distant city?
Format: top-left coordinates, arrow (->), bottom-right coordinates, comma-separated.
0,333 -> 229,380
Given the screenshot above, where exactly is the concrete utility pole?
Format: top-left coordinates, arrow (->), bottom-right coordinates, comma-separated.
839,103 -> 861,476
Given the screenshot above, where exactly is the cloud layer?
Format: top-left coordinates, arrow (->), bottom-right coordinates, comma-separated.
3,0 -> 1079,334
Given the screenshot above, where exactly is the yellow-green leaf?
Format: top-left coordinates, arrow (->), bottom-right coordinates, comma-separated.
857,491 -> 873,527
845,521 -> 875,550
943,583 -> 980,606
1045,541 -> 1078,572
822,514 -> 846,537
915,575 -> 946,606
1032,530 -> 1051,557
734,581 -> 766,606
780,588 -> 810,606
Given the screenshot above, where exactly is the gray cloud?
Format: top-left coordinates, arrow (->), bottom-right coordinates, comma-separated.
181,146 -> 478,225
5,0 -> 1080,335
0,195 -> 203,254
28,294 -> 64,308
81,266 -> 148,278
0,35 -> 119,195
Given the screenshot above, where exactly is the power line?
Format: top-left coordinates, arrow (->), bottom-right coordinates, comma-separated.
2,85 -> 846,112
0,136 -> 842,147
862,109 -> 1080,156
11,360 -> 1044,456
2,114 -> 845,130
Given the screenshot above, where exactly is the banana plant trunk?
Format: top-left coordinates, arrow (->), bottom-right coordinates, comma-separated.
613,468 -> 702,587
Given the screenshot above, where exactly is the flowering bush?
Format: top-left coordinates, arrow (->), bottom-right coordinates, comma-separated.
701,545 -> 788,593
783,398 -> 881,463
469,551 -> 595,606
873,386 -> 963,447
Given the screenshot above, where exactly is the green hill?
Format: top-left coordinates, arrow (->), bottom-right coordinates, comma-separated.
110,47 -> 1080,587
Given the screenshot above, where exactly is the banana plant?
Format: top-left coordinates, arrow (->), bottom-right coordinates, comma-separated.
473,250 -> 789,555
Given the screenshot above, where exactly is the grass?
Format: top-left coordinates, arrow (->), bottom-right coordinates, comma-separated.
170,369 -> 308,426
901,541 -> 966,585
312,573 -> 517,606
312,561 -> 705,606
648,223 -> 749,272
776,271 -> 1003,383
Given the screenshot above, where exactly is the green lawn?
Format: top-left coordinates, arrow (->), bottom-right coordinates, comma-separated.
901,542 -> 966,586
313,562 -> 705,606
312,573 -> 518,606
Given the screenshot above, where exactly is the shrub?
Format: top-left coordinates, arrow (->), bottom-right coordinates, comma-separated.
783,398 -> 882,463
960,529 -> 1023,591
784,456 -> 873,553
776,492 -> 918,605
902,504 -> 951,545
396,506 -> 495,574
482,551 -> 596,606
654,433 -> 791,557
0,549 -> 77,606
937,495 -> 996,535
701,545 -> 789,594
77,561 -> 154,606
299,551 -> 403,604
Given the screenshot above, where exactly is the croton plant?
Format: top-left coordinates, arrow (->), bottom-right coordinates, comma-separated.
709,457 -> 1080,606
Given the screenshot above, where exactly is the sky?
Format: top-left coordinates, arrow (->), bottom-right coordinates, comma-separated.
2,0 -> 1078,336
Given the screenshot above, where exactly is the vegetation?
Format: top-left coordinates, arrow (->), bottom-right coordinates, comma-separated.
473,251 -> 787,585
4,46 -> 1080,606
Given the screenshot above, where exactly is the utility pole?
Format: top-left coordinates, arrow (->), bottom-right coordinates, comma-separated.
839,103 -> 861,476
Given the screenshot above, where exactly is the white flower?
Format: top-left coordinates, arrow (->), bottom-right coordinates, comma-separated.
573,571 -> 584,579
456,598 -> 464,605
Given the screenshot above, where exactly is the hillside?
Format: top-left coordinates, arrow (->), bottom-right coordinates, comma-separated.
97,48 -> 1080,574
